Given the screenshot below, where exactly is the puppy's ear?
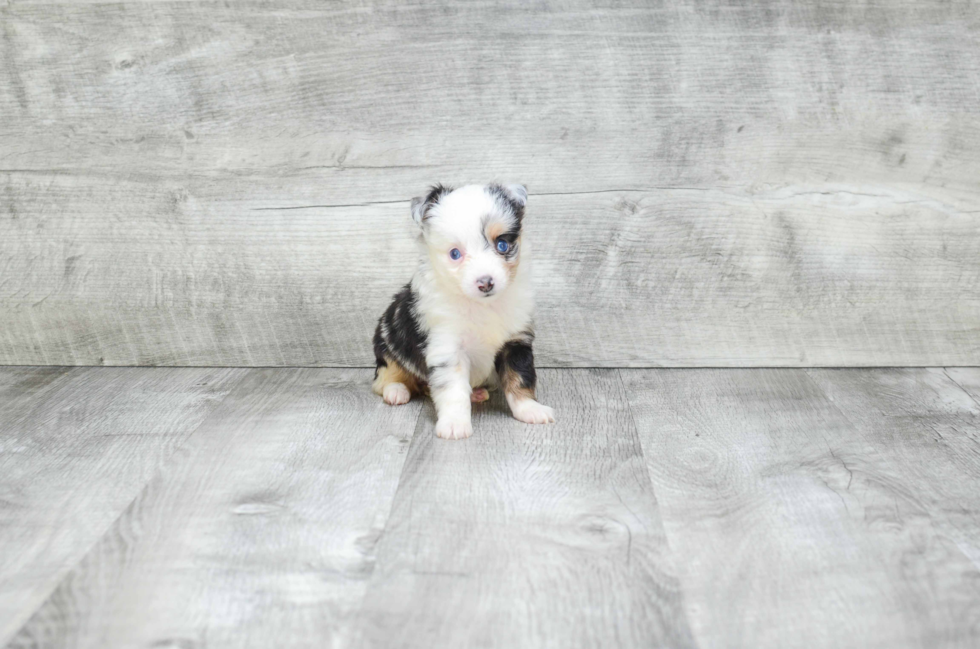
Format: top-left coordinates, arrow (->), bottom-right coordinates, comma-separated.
410,196 -> 426,227
505,184 -> 528,207
411,184 -> 452,227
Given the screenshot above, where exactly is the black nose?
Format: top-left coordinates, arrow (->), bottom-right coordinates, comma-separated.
476,276 -> 494,293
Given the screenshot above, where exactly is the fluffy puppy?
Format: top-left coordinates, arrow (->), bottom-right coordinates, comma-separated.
372,183 -> 555,439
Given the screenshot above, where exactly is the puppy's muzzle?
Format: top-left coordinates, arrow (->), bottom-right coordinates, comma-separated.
476,276 -> 495,294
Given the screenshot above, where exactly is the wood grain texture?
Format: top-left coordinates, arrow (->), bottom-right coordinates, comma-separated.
945,368 -> 980,406
805,368 -> 980,576
2,177 -> 978,367
0,366 -> 246,646
7,368 -> 422,649
4,367 -> 979,646
351,369 -> 695,648
2,1 -> 979,366
623,368 -> 980,649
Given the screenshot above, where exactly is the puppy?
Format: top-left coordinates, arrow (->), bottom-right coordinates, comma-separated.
372,183 -> 555,439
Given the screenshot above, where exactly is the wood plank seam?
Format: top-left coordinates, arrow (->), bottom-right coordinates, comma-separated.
0,369 -> 255,647
338,404 -> 427,648
616,368 -> 703,640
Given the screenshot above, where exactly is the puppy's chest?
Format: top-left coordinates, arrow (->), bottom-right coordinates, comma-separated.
457,320 -> 506,381
422,290 -> 532,385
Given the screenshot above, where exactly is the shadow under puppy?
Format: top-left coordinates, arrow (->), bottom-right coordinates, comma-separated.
373,183 -> 555,439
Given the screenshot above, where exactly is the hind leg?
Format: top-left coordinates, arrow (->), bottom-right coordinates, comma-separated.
383,382 -> 411,405
372,357 -> 421,406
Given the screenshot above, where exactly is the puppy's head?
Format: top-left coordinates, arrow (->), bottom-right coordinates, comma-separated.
411,183 -> 527,300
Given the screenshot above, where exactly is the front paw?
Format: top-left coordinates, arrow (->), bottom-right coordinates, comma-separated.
512,399 -> 556,424
435,416 -> 473,440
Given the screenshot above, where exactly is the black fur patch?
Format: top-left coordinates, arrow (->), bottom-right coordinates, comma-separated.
374,284 -> 429,381
486,184 -> 526,222
416,184 -> 453,222
425,183 -> 452,204
494,336 -> 537,391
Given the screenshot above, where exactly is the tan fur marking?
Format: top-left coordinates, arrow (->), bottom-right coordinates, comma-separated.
372,356 -> 422,396
485,221 -> 506,242
500,363 -> 535,402
505,235 -> 521,282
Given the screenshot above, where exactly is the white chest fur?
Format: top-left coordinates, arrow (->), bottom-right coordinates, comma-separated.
456,300 -> 521,386
414,262 -> 534,388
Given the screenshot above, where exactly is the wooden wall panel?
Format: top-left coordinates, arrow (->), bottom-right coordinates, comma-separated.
1,1 -> 978,366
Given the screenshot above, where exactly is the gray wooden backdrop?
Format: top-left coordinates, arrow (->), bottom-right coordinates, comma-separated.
1,0 -> 978,367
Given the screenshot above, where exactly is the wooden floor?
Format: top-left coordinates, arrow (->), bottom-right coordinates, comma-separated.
2,367 -> 979,648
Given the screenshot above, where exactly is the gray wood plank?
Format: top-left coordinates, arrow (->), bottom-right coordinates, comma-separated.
945,368 -> 980,407
2,1 -> 979,367
623,368 -> 980,649
1,177 -> 977,367
805,368 -> 980,574
7,368 -> 422,649
2,1 -> 978,191
0,366 -> 246,646
350,369 -> 695,648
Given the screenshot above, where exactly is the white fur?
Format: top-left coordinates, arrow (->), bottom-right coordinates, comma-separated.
507,393 -> 556,424
383,382 -> 411,406
409,184 -> 553,438
423,185 -> 523,301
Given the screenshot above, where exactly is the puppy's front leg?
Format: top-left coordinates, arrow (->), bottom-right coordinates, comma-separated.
496,338 -> 555,424
428,352 -> 473,440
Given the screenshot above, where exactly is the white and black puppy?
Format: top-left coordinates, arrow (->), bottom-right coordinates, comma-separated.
372,183 -> 555,439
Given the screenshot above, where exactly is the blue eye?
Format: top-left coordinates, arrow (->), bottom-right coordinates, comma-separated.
449,248 -> 462,260
496,239 -> 509,254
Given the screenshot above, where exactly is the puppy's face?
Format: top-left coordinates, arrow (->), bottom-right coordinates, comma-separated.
412,183 -> 527,301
